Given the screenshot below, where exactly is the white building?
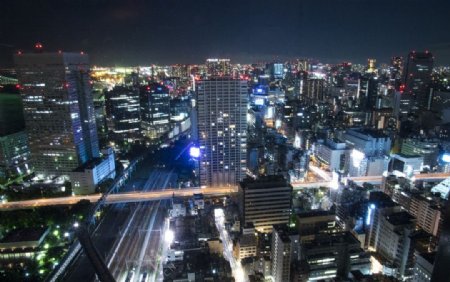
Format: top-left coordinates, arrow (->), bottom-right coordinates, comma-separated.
390,153 -> 423,178
69,148 -> 116,195
315,139 -> 348,172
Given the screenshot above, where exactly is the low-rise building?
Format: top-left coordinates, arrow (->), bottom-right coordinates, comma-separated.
69,147 -> 116,194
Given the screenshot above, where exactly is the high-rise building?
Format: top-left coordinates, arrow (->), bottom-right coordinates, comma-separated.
14,51 -> 99,175
196,77 -> 247,187
367,59 -> 377,74
305,78 -> 324,104
271,224 -> 299,282
391,56 -> 403,81
239,176 -> 292,233
431,201 -> 450,281
105,86 -> 141,138
403,51 -> 434,109
300,232 -> 371,281
357,75 -> 379,111
401,138 -> 439,169
0,84 -> 30,178
366,192 -> 416,279
140,83 -> 171,141
414,252 -> 435,282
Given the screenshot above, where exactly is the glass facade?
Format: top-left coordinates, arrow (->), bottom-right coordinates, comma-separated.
14,52 -> 99,175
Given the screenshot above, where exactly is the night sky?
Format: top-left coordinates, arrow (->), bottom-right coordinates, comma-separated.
1,0 -> 450,66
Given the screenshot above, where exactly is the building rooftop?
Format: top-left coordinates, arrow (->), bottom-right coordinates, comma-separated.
385,211 -> 415,226
418,252 -> 436,265
296,210 -> 335,219
0,227 -> 48,244
273,224 -> 298,243
239,175 -> 291,190
350,128 -> 388,139
303,231 -> 360,249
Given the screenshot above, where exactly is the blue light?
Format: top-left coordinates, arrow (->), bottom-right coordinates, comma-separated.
189,147 -> 200,158
442,154 -> 450,163
257,88 -> 263,93
366,204 -> 376,225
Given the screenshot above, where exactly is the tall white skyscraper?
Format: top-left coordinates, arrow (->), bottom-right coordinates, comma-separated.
196,77 -> 247,187
14,51 -> 100,175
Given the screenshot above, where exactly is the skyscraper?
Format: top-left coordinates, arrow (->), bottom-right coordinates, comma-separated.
196,77 -> 247,187
14,51 -> 99,175
140,83 -> 171,141
105,86 -> 141,138
403,51 -> 434,109
0,84 -> 30,178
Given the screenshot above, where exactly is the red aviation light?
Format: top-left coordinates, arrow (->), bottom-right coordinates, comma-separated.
399,84 -> 406,93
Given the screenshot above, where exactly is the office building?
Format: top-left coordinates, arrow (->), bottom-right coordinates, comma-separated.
315,139 -> 348,172
140,83 -> 171,141
197,77 -> 247,187
296,210 -> 336,243
234,234 -> 257,260
401,138 -> 439,169
414,252 -> 435,282
403,51 -> 434,110
271,224 -> 299,282
431,201 -> 450,281
300,232 -> 371,281
105,86 -> 141,138
0,132 -> 30,179
239,176 -> 292,233
358,75 -> 379,111
339,128 -> 391,157
376,211 -> 416,278
0,85 -> 25,135
391,56 -> 403,81
339,129 -> 391,177
431,177 -> 450,199
389,153 -> 423,178
15,51 -> 100,175
270,63 -> 284,79
366,192 -> 416,279
305,79 -> 324,104
0,85 -> 30,178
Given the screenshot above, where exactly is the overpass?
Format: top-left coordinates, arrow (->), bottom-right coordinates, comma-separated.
0,187 -> 236,211
1,173 -> 449,211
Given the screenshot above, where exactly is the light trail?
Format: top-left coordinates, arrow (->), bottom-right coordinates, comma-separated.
214,208 -> 247,282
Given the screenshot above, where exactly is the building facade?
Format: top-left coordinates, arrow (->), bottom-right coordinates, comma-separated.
197,78 -> 247,187
239,176 -> 292,233
15,52 -> 99,175
140,83 -> 171,141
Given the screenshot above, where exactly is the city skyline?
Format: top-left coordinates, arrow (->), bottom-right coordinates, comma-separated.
1,0 -> 450,66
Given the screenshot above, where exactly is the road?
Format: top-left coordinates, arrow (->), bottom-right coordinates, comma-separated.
214,208 -> 246,282
0,187 -> 236,210
2,172 -> 449,211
